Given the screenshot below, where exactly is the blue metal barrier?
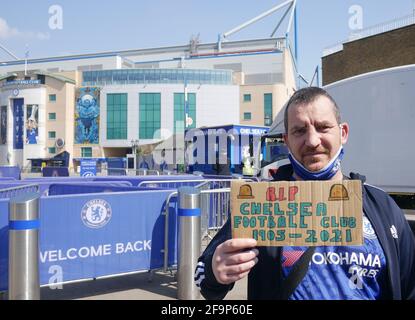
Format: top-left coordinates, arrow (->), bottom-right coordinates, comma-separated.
48,183 -> 163,196
0,184 -> 39,199
0,166 -> 21,180
94,175 -> 204,187
0,180 -> 133,195
0,189 -> 179,290
42,167 -> 70,177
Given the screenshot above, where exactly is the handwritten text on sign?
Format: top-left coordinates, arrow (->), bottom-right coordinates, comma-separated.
231,180 -> 363,246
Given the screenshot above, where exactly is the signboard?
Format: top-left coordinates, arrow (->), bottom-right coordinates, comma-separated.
13,98 -> 24,149
4,79 -> 41,86
231,180 -> 363,246
26,105 -> 39,144
80,159 -> 97,177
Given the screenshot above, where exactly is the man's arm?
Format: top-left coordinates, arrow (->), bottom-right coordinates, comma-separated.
195,220 -> 258,300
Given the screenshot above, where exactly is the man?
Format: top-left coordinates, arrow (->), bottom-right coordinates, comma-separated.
194,87 -> 415,300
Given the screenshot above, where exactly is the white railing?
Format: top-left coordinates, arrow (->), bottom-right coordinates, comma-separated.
323,13 -> 415,57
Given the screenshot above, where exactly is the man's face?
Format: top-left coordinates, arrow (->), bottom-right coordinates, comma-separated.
283,95 -> 349,172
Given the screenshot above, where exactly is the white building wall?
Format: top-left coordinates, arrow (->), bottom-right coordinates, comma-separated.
0,93 -> 12,165
99,83 -> 239,148
0,87 -> 46,166
186,53 -> 283,75
0,56 -> 120,74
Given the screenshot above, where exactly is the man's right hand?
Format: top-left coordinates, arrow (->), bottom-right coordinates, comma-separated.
212,238 -> 259,285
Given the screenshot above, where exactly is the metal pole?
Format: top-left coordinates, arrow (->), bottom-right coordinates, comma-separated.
177,186 -> 201,300
8,192 -> 40,300
223,0 -> 294,38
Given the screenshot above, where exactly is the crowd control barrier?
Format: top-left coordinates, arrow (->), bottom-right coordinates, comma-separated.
0,166 -> 21,180
0,189 -> 179,291
42,167 -> 70,177
162,178 -> 250,271
0,184 -> 39,199
94,175 -> 204,187
47,183 -> 166,196
0,180 -> 132,196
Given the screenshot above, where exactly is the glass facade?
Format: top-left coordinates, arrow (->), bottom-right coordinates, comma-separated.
264,93 -> 273,126
139,93 -> 161,139
83,69 -> 233,86
81,147 -> 93,157
107,93 -> 127,139
174,93 -> 196,133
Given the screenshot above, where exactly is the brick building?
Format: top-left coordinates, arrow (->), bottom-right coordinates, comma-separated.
322,14 -> 415,85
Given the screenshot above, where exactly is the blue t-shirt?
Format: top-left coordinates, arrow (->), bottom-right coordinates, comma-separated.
281,215 -> 387,300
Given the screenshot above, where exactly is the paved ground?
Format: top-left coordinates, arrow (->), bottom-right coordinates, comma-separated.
40,269 -> 247,300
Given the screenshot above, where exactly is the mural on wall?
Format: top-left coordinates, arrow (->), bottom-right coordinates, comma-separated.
0,106 -> 7,145
75,87 -> 100,144
26,105 -> 39,144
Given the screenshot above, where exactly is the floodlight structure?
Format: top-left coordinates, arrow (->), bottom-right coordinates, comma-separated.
217,0 -> 298,58
0,43 -> 19,61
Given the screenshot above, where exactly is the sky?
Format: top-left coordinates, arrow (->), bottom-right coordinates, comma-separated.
0,0 -> 413,82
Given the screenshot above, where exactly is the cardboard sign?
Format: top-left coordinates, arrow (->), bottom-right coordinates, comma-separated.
231,180 -> 363,246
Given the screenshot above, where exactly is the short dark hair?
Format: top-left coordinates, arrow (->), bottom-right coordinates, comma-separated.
284,87 -> 341,133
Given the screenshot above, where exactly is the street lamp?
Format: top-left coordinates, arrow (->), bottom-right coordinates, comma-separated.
131,139 -> 140,171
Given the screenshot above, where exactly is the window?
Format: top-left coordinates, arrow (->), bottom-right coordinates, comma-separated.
49,94 -> 56,102
81,147 -> 93,158
264,93 -> 273,126
244,112 -> 252,120
173,93 -> 196,133
107,93 -> 127,139
139,93 -> 161,139
243,94 -> 251,102
48,113 -> 56,120
48,131 -> 56,139
48,147 -> 56,154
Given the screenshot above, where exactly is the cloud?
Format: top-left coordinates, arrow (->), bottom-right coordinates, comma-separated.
0,17 -> 50,40
0,17 -> 20,39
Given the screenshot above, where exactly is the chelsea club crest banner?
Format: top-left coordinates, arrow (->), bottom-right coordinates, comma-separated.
75,87 -> 100,144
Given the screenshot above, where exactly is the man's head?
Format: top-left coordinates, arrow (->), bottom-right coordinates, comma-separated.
283,87 -> 349,175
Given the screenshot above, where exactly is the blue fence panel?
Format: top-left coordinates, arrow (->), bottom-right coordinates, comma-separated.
0,184 -> 39,199
48,184 -> 165,196
0,166 -> 21,180
94,175 -> 204,187
0,183 -> 27,190
2,180 -> 131,196
0,190 -> 178,290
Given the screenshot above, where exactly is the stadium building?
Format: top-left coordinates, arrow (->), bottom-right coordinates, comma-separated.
0,1 -> 299,169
